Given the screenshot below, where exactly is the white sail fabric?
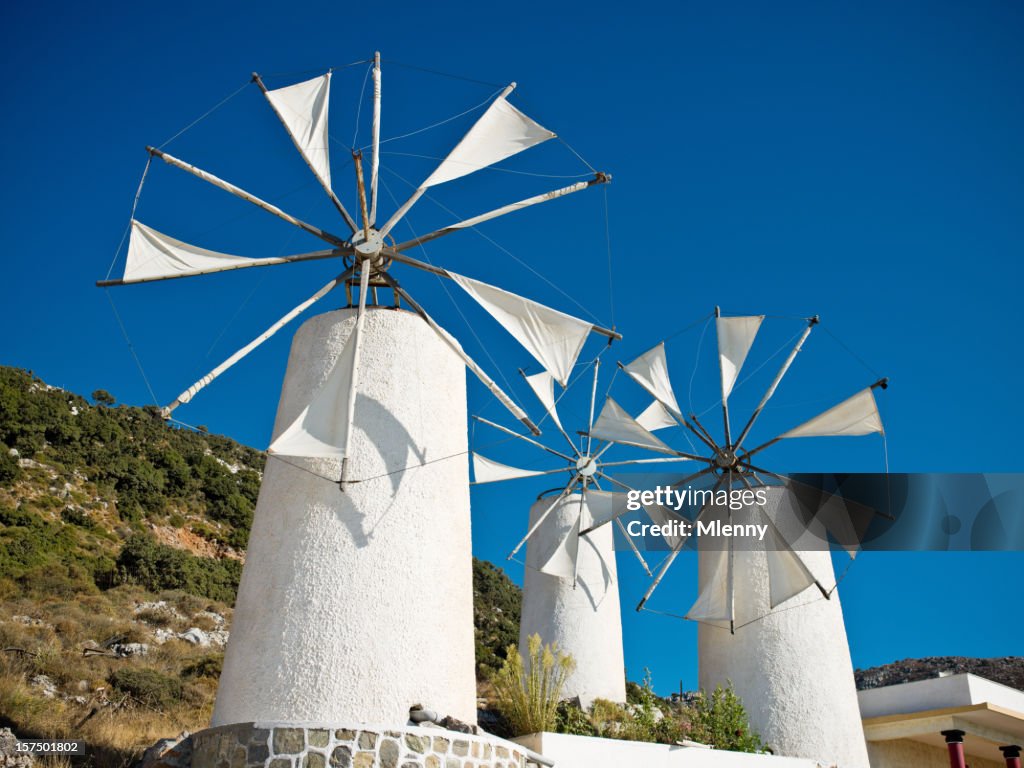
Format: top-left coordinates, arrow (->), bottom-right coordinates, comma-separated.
268,323 -> 358,458
450,272 -> 591,386
644,502 -> 689,550
590,398 -> 674,454
265,73 -> 333,191
422,94 -> 555,188
635,399 -> 677,432
584,489 -> 633,530
622,343 -> 682,417
524,371 -> 564,432
472,454 -> 546,484
717,315 -> 763,400
125,220 -> 254,282
536,515 -> 581,580
780,388 -> 883,439
686,545 -> 732,623
766,533 -> 817,608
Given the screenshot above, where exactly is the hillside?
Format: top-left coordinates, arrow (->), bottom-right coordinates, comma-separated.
0,365 -> 521,767
856,656 -> 1024,692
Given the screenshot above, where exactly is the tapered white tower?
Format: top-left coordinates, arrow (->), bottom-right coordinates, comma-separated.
519,493 -> 627,707
212,307 -> 477,726
696,487 -> 870,767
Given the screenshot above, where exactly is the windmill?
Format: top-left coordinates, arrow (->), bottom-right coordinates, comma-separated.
98,53 -> 619,484
471,359 -> 691,705
588,307 -> 886,766
100,55 -> 619,729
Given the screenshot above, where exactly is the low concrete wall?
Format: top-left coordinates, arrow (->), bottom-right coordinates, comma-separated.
190,722 -> 528,768
512,732 -> 822,768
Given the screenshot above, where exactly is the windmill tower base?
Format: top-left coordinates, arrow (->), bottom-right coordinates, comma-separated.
211,307 -> 477,728
697,488 -> 870,767
519,493 -> 627,707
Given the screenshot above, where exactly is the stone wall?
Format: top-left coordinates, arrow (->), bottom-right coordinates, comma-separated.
190,723 -> 528,768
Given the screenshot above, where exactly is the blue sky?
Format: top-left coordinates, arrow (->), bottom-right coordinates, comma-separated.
2,1 -> 1021,693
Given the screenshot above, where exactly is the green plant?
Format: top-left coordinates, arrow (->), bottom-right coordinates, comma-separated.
491,634 -> 575,736
108,668 -> 183,710
687,682 -> 764,752
91,390 -> 116,406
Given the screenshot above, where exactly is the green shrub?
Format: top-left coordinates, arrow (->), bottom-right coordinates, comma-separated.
688,682 -> 764,752
182,654 -> 223,680
0,442 -> 20,484
109,667 -> 183,709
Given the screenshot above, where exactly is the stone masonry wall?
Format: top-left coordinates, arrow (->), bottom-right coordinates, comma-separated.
190,723 -> 528,768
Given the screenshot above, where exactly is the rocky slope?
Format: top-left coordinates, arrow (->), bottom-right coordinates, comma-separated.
856,656 -> 1024,691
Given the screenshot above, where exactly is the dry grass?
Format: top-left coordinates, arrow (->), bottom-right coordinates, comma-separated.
0,587 -> 229,768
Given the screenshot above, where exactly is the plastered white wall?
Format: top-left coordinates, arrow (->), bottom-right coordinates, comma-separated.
514,732 -> 820,767
866,739 -> 1003,768
519,493 -> 627,706
212,308 -> 476,727
697,487 -> 870,768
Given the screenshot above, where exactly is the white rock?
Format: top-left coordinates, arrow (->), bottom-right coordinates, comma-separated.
30,674 -> 57,698
179,628 -> 210,646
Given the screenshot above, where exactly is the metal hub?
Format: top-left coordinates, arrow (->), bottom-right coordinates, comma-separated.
576,455 -> 598,478
353,229 -> 385,263
715,449 -> 738,469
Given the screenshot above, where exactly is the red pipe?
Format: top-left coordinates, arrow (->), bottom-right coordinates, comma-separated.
941,729 -> 967,768
1000,744 -> 1022,768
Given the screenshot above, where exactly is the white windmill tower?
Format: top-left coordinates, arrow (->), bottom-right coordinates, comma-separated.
99,54 -> 618,729
588,308 -> 887,767
471,359 -> 691,705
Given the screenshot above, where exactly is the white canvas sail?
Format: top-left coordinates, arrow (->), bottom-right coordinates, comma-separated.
535,515 -> 582,580
449,272 -> 591,386
585,489 -> 633,530
765,530 -> 817,608
635,399 -> 677,432
268,325 -> 358,458
780,388 -> 883,439
622,343 -> 682,417
686,545 -> 732,624
264,73 -> 333,191
524,371 -> 564,432
590,398 -> 674,454
124,220 -> 254,282
422,94 -> 554,188
717,315 -> 763,401
472,453 -> 546,483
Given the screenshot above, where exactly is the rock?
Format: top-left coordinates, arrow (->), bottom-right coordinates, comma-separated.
273,729 -> 305,755
0,727 -> 34,768
438,716 -> 474,734
154,628 -> 177,644
29,675 -> 57,698
138,733 -> 192,768
328,746 -> 351,768
195,610 -> 226,627
356,732 -> 376,750
208,630 -> 230,647
111,642 -> 149,657
378,740 -> 399,768
179,628 -> 210,646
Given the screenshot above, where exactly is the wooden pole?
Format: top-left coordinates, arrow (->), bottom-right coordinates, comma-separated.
252,72 -> 358,233
339,261 -> 372,488
369,52 -> 381,227
147,147 -> 349,249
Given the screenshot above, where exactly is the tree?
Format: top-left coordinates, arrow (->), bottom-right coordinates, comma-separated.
91,389 -> 116,406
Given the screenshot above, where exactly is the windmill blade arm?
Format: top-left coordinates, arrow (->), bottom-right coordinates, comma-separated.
96,247 -> 348,287
378,272 -> 541,435
383,249 -> 621,341
339,263 -> 372,486
470,465 -> 571,485
613,517 -> 653,577
733,317 -> 818,452
162,266 -> 355,417
251,73 -> 358,234
472,415 -> 574,462
599,456 -> 696,468
390,174 -> 611,253
508,478 -> 578,559
369,54 -> 381,226
147,147 -> 350,249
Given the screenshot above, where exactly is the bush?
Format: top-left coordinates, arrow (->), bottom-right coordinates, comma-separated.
91,390 -> 116,406
182,654 -> 223,680
0,442 -> 20,484
688,682 -> 764,752
491,634 -> 575,736
108,667 -> 183,709
115,534 -> 241,604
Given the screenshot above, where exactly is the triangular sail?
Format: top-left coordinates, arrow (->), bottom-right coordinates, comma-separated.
686,545 -> 732,624
524,371 -> 564,432
472,453 -> 546,484
264,73 -> 333,191
422,94 -> 555,188
717,315 -> 763,401
765,536 -> 818,609
780,387 -> 883,438
635,399 -> 677,432
449,272 -> 591,387
536,515 -> 581,579
584,489 -> 633,530
268,325 -> 358,458
622,343 -> 682,417
590,397 -> 674,454
124,220 -> 254,282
